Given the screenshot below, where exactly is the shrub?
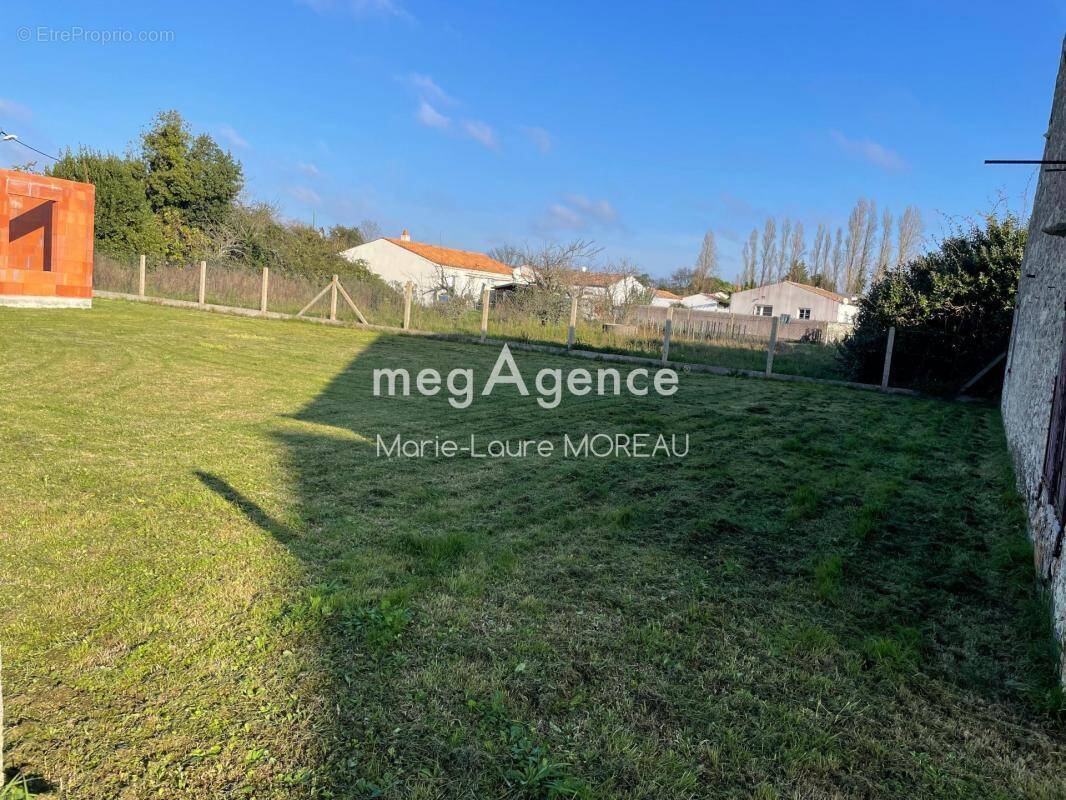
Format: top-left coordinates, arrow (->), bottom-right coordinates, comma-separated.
837,213 -> 1026,394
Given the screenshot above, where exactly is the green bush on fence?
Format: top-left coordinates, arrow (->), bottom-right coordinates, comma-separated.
837,213 -> 1026,394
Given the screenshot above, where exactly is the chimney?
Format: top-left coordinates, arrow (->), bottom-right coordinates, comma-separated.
400,228 -> 411,242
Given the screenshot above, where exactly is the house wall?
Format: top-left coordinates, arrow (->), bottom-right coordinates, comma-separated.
339,239 -> 515,304
0,170 -> 95,308
1001,39 -> 1066,675
729,283 -> 847,323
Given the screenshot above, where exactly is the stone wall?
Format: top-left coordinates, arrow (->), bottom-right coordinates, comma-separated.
1001,37 -> 1066,678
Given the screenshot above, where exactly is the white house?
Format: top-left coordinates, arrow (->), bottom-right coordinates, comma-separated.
680,292 -> 725,311
561,270 -> 646,307
727,280 -> 858,324
339,230 -> 529,304
650,289 -> 682,308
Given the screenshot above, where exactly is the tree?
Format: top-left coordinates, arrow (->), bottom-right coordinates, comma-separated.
691,229 -> 719,291
741,229 -> 758,287
327,224 -> 366,251
49,148 -> 164,257
838,212 -> 1026,394
896,206 -> 923,267
357,219 -> 382,242
830,228 -> 844,292
695,230 -> 719,276
873,208 -> 894,286
788,222 -> 806,278
140,110 -> 242,260
759,218 -> 777,286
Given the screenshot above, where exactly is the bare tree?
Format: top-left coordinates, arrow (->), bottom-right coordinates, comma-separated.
694,230 -> 719,279
873,207 -> 894,285
357,219 -> 382,242
487,243 -> 526,267
775,218 -> 792,283
741,229 -> 759,286
788,221 -> 806,279
854,200 -> 878,294
830,227 -> 844,292
896,205 -> 923,267
759,218 -> 777,286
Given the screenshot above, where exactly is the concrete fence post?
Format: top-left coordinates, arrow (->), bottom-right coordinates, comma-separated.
881,326 -> 896,390
567,294 -> 579,349
480,285 -> 491,343
138,254 -> 146,296
662,306 -> 674,364
765,316 -> 780,376
198,260 -> 207,306
329,275 -> 338,321
260,267 -> 269,313
403,281 -> 413,330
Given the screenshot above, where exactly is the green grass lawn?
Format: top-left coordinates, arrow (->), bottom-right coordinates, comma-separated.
1,299 -> 1063,799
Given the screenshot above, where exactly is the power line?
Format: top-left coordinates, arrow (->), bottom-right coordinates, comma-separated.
0,130 -> 59,162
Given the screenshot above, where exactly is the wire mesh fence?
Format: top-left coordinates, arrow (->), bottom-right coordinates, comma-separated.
96,254 -> 994,393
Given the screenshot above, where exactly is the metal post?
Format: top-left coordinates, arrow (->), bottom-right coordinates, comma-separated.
881,326 -> 896,390
765,316 -> 779,376
138,254 -> 146,296
567,294 -> 579,349
260,267 -> 269,313
198,260 -> 207,306
329,275 -> 338,321
480,285 -> 491,343
403,281 -> 413,330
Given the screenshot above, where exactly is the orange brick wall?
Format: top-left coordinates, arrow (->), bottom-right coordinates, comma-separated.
0,169 -> 95,302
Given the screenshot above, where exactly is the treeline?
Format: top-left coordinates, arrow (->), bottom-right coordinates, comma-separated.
46,110 -> 379,281
738,199 -> 924,295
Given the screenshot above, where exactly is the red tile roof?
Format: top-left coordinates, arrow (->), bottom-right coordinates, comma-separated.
559,270 -> 631,288
384,238 -> 515,277
653,288 -> 682,300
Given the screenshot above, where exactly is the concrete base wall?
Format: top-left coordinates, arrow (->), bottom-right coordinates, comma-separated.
0,295 -> 91,309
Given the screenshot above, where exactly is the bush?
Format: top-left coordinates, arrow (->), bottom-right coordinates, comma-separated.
837,213 -> 1026,394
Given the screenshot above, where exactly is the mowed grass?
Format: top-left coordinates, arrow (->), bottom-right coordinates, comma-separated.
0,300 -> 1063,799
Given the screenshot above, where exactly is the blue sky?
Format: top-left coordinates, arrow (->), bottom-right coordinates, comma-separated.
3,1 -> 1064,280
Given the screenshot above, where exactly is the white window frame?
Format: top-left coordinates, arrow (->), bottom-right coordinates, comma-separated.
798,308 -> 812,320
753,304 -> 773,317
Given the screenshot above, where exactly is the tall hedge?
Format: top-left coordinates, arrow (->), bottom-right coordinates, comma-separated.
838,214 -> 1026,394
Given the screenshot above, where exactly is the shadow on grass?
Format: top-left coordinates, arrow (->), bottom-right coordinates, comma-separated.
196,331 -> 1063,796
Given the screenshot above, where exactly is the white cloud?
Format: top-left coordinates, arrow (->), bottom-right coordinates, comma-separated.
830,131 -> 907,172
521,125 -> 552,153
538,194 -> 620,232
298,0 -> 411,20
417,101 -> 451,130
296,161 -> 321,177
291,186 -> 322,206
218,124 -> 249,149
406,73 -> 453,105
463,120 -> 498,150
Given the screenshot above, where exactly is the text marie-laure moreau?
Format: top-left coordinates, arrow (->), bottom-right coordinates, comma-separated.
375,433 -> 690,459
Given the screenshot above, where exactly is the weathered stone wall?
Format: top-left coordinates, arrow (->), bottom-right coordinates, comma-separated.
1002,38 -> 1066,678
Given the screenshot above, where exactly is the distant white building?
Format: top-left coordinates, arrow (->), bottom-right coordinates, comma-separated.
561,270 -> 646,307
339,229 -> 530,304
680,292 -> 725,311
728,280 -> 858,324
650,289 -> 682,308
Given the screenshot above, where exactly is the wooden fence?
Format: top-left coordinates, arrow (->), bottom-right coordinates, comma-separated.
631,305 -> 854,344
